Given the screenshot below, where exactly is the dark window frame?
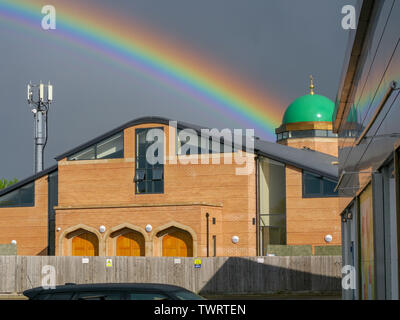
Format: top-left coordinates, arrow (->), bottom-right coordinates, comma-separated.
126,291 -> 172,300
276,130 -> 338,141
73,290 -> 125,300
302,170 -> 338,198
135,127 -> 164,195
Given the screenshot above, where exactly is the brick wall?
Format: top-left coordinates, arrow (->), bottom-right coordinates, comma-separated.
0,176 -> 49,255
285,165 -> 341,247
56,123 -> 257,256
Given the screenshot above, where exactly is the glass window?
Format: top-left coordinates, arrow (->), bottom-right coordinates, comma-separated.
327,131 -> 338,137
135,128 -> 164,194
282,130 -> 337,139
96,133 -> 124,159
290,130 -> 315,138
128,292 -> 170,300
34,293 -> 53,300
302,171 -> 338,198
0,182 -> 34,207
0,189 -> 19,206
177,129 -> 233,155
76,291 -> 122,300
260,226 -> 286,246
152,167 -> 163,180
68,146 -> 95,161
315,130 -> 328,137
68,132 -> 124,161
19,183 -> 35,204
49,292 -> 74,300
259,158 -> 286,253
177,129 -> 199,155
135,169 -> 146,182
323,178 -> 338,196
304,172 -> 322,195
171,290 -> 206,300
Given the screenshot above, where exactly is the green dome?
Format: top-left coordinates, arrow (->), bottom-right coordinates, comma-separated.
282,94 -> 335,124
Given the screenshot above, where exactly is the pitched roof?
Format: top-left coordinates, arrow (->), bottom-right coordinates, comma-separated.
55,116 -> 338,180
1,116 -> 338,196
254,140 -> 338,180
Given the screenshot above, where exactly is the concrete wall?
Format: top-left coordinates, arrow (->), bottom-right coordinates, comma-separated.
266,245 -> 341,256
0,244 -> 17,255
314,246 -> 342,256
0,256 -> 341,295
266,245 -> 313,256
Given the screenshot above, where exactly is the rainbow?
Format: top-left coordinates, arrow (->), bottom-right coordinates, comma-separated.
355,60 -> 400,124
0,0 -> 283,140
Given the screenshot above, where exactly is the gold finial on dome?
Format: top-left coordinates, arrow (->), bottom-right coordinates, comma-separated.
309,75 -> 315,95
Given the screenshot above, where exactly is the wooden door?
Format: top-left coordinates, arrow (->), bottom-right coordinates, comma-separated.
162,230 -> 193,257
116,232 -> 145,256
72,232 -> 98,256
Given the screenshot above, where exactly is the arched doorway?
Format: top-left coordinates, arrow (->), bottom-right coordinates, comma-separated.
116,230 -> 145,256
71,231 -> 99,256
159,227 -> 193,257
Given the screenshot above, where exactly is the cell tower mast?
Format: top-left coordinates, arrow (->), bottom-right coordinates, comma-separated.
27,82 -> 53,173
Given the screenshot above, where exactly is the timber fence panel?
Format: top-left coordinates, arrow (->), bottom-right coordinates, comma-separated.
0,256 -> 342,294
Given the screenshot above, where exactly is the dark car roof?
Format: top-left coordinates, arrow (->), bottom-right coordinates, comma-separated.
23,283 -> 188,298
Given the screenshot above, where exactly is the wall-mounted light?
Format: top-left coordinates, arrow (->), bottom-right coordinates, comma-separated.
324,234 -> 333,243
232,236 -> 239,244
99,225 -> 106,233
11,240 -> 17,245
145,224 -> 152,232
346,212 -> 353,220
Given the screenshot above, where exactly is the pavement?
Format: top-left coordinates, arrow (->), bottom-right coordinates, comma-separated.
0,294 -> 28,300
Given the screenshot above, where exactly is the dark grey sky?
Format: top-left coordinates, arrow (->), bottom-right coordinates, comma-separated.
0,0 -> 356,180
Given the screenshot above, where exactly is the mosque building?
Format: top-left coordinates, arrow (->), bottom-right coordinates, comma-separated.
0,77 -> 341,257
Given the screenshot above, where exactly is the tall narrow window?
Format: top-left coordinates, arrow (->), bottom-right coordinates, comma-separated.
213,235 -> 216,257
135,128 -> 164,194
258,158 -> 286,255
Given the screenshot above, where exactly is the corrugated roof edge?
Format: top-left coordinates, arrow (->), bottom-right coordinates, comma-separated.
0,165 -> 58,197
255,140 -> 338,180
54,116 -> 338,180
